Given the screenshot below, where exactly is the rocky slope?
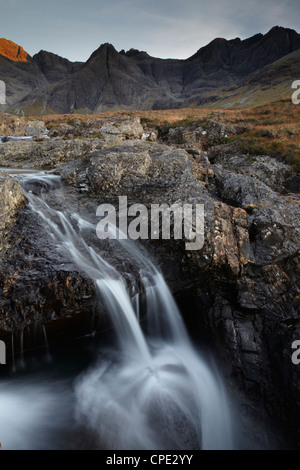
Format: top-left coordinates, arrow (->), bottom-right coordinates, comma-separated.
0,115 -> 299,447
0,39 -> 48,107
0,26 -> 299,113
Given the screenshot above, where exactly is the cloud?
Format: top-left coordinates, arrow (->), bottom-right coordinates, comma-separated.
0,0 -> 299,61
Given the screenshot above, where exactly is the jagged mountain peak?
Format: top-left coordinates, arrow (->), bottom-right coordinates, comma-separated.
87,42 -> 118,61
33,49 -> 83,84
0,38 -> 29,62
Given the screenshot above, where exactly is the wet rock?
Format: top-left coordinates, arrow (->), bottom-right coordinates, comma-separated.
1,136 -> 33,143
0,204 -> 96,345
57,140 -> 300,446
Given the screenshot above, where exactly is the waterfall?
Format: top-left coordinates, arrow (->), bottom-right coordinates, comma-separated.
4,171 -> 235,450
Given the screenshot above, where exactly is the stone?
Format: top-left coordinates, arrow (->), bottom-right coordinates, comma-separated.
25,120 -> 48,137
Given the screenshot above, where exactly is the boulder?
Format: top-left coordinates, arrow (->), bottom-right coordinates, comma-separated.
25,120 -> 48,137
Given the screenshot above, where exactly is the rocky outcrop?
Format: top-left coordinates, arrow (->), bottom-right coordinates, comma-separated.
0,116 -> 144,168
0,139 -> 99,169
48,116 -> 144,140
0,116 -> 299,447
0,113 -> 27,136
0,173 -> 95,345
163,119 -> 239,152
54,138 -> 299,447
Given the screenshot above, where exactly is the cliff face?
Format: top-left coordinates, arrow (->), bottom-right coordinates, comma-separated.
0,39 -> 28,63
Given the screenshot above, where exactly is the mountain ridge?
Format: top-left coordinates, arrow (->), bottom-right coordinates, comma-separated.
0,26 -> 299,114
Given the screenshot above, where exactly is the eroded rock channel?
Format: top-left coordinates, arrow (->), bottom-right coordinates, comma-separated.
0,116 -> 299,449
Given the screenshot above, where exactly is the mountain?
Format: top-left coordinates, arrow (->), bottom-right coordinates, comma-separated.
0,38 -> 48,107
204,48 -> 300,109
0,38 -> 28,62
0,26 -> 299,114
33,50 -> 83,84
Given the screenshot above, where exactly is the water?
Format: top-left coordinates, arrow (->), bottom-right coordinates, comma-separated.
0,171 -> 235,450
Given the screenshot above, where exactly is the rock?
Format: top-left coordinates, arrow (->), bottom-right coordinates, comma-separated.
209,151 -> 293,193
141,131 -> 157,142
0,138 -> 107,169
25,120 -> 48,137
0,125 -> 299,447
0,170 -> 27,258
163,120 -> 239,153
166,125 -> 203,147
48,116 -> 143,140
0,113 -> 27,136
56,140 -> 300,446
57,140 -> 201,205
0,118 -> 145,170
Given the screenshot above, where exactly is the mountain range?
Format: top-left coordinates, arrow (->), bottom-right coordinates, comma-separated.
0,26 -> 299,115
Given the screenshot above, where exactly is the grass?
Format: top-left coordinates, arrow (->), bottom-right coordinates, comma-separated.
218,99 -> 300,171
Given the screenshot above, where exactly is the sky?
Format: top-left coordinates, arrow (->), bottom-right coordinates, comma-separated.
0,0 -> 299,62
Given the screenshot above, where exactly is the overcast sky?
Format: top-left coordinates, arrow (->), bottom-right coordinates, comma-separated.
0,0 -> 299,61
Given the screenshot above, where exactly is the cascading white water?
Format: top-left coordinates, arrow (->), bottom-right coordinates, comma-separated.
0,171 -> 235,450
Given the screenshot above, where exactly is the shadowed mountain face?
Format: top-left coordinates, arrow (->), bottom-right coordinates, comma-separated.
0,48 -> 48,107
33,51 -> 83,84
0,26 -> 300,114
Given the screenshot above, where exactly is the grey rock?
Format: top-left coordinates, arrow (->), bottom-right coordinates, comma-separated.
25,120 -> 48,137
